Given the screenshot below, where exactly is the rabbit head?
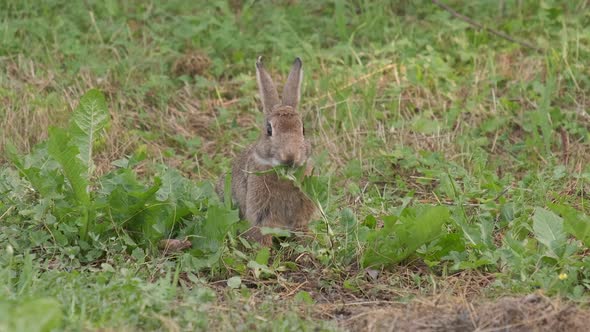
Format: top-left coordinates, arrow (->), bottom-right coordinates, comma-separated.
252,57 -> 310,168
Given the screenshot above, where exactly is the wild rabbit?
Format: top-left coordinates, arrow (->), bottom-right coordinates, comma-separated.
217,56 -> 316,245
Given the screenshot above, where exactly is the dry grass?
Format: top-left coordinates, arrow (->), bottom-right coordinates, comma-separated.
1,57 -> 65,153
3,49 -> 589,185
338,293 -> 588,332
200,266 -> 588,332
171,50 -> 211,78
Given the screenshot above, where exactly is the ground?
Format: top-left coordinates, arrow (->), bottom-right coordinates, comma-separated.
1,1 -> 590,331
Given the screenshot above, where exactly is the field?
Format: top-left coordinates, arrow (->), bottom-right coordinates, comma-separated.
1,0 -> 590,331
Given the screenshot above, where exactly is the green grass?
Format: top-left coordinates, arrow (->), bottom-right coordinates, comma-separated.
1,0 -> 590,331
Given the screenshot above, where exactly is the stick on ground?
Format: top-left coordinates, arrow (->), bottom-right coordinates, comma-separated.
431,0 -> 543,53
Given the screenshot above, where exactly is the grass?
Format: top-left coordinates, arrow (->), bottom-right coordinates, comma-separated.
1,0 -> 590,331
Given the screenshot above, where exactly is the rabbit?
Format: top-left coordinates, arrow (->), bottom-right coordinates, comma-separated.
217,56 -> 317,246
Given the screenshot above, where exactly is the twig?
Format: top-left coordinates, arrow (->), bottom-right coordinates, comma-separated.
431,0 -> 543,53
560,127 -> 569,165
493,186 -> 511,202
0,206 -> 14,221
282,281 -> 308,298
303,63 -> 398,106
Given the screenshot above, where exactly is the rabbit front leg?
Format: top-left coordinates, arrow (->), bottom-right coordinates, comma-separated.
215,173 -> 226,202
243,172 -> 280,246
244,205 -> 273,246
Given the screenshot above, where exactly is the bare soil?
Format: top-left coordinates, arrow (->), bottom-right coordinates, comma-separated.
329,294 -> 588,332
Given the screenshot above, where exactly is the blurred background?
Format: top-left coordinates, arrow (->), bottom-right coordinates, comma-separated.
2,1 -> 587,183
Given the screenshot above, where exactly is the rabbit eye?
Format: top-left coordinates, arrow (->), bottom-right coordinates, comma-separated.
266,122 -> 272,136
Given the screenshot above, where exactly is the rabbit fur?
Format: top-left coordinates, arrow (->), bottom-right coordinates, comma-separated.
217,56 -> 316,245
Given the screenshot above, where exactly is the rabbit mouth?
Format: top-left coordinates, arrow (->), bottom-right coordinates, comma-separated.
253,152 -> 304,168
252,152 -> 282,167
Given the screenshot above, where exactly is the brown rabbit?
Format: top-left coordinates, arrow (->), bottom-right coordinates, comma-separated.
217,56 -> 316,245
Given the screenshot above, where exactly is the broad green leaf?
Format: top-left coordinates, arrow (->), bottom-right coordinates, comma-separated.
69,89 -> 109,178
227,276 -> 242,289
422,233 -> 465,265
102,170 -> 163,243
532,207 -> 566,257
192,204 -> 239,254
47,128 -> 94,240
4,140 -> 22,169
452,212 -> 482,247
6,142 -> 63,199
157,167 -> 197,201
551,204 -> 590,247
47,127 -> 89,207
362,205 -> 450,268
182,250 -> 224,271
247,260 -> 274,279
255,247 -> 270,265
272,164 -> 329,209
300,173 -> 330,208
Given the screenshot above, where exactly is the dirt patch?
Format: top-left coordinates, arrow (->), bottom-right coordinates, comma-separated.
198,260 -> 585,332
203,267 -> 586,332
172,50 -> 211,77
333,294 -> 587,332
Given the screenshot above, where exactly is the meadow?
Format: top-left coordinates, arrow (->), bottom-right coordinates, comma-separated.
1,1 -> 590,331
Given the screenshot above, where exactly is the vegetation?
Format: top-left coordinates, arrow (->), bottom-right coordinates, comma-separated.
1,0 -> 590,330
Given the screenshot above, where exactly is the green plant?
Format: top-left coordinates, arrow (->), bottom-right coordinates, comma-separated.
1,1 -> 590,330
5,89 -> 240,265
362,205 -> 450,268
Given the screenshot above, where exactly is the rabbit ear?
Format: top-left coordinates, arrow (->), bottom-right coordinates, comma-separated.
282,57 -> 303,109
256,56 -> 280,113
